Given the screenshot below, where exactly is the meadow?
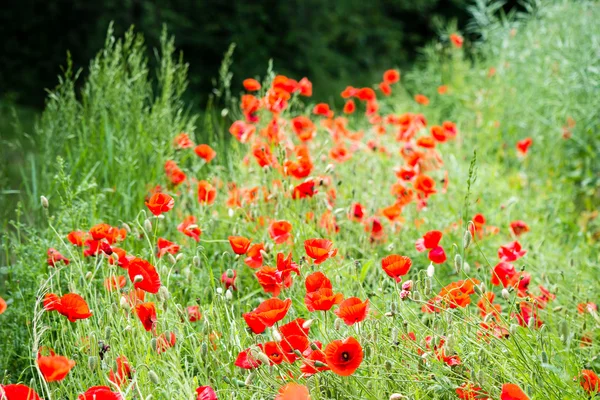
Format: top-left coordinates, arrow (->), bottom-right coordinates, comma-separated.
1,1 -> 600,399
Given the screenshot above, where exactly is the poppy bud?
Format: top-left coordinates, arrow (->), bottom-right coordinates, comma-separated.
390,301 -> 398,313
133,274 -> 144,284
310,342 -> 320,351
302,319 -> 314,330
293,349 -> 302,357
151,338 -> 157,352
119,296 -> 130,311
454,254 -> 462,273
183,267 -> 191,281
384,312 -> 394,317
426,263 -> 435,278
167,254 -> 177,265
560,320 -> 569,342
244,371 -> 256,386
201,342 -> 208,357
157,286 -> 170,302
226,269 -> 235,279
85,271 -> 93,280
144,219 -> 152,232
216,287 -> 223,295
501,288 -> 510,300
228,208 -> 234,217
259,250 -> 269,259
193,256 -> 201,267
385,360 -> 393,371
400,290 -> 410,300
41,195 -> 49,208
463,230 -> 472,249
175,253 -> 184,262
256,351 -> 270,365
272,328 -> 282,342
148,370 -> 160,385
88,356 -> 98,371
105,327 -> 111,340
325,163 -> 335,173
145,396 -> 153,400
121,222 -> 131,233
314,360 -> 327,368
402,280 -> 413,291
390,395 -> 408,400
463,261 -> 471,274
225,289 -> 233,301
541,351 -> 548,363
424,279 -> 432,296
334,317 -> 343,331
412,291 -> 421,301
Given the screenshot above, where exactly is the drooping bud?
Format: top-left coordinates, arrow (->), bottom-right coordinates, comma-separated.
463,230 -> 472,249
148,370 -> 159,385
426,263 -> 435,278
157,286 -> 170,303
176,253 -> 184,262
225,289 -> 233,301
85,271 -> 93,280
150,338 -> 157,352
88,356 -> 98,371
454,254 -> 462,273
272,328 -> 282,342
302,319 -> 314,330
334,318 -> 343,331
167,254 -> 177,265
144,219 -> 152,232
40,196 -> 49,209
120,296 -> 130,311
105,327 -> 111,340
391,327 -> 399,344
385,360 -> 393,371
244,371 -> 256,386
201,342 -> 208,357
314,360 -> 327,368
501,288 -> 510,300
193,256 -> 201,268
463,261 -> 471,274
133,274 -> 144,284
122,222 -> 131,233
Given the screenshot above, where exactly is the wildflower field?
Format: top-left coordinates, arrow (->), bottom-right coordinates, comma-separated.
1,1 -> 600,399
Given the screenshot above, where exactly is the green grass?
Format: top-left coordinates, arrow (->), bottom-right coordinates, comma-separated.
1,1 -> 599,399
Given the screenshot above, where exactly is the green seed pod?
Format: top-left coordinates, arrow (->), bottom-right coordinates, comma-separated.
314,360 -> 328,368
88,356 -> 98,371
385,360 -> 393,371
424,279 -> 431,296
148,370 -> 159,385
310,342 -> 320,351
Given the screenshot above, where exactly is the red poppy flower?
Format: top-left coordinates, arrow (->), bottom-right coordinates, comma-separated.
47,248 -> 70,267
381,255 -> 412,282
109,355 -> 132,387
229,120 -> 255,143
304,239 -> 337,264
127,258 -> 161,294
67,230 -> 87,246
500,383 -> 529,400
196,386 -> 218,400
437,85 -> 448,95
291,116 -> 316,142
229,236 -> 252,255
414,94 -> 430,105
335,297 -> 369,325
450,33 -> 464,48
0,384 -> 42,400
280,318 -> 310,338
383,69 -> 400,84
243,298 -> 292,334
516,138 -> 533,156
275,383 -> 310,400
235,346 -> 264,369
455,382 -> 485,399
305,288 -> 343,312
379,82 -> 392,96
255,266 -> 286,297
145,192 -> 174,216
298,77 -> 312,96
156,331 -> 176,353
313,103 -> 333,118
0,297 -> 6,315
580,370 -> 600,394
243,78 -> 261,91
187,305 -> 202,322
491,262 -> 517,287
498,241 -> 527,262
324,337 -> 363,376
301,343 -> 329,376
343,99 -> 356,114
79,386 -> 122,400
197,181 -> 217,205
194,144 -> 217,163
157,237 -> 180,258
37,352 -> 76,382
305,272 -> 332,293
415,231 -> 446,264
135,302 -> 157,332
269,220 -> 292,244
244,243 -> 265,269
43,293 -> 92,322
413,174 -> 436,197
221,269 -> 238,290
509,220 -> 530,236
177,216 -> 201,242
164,160 -> 186,185
356,87 -> 376,101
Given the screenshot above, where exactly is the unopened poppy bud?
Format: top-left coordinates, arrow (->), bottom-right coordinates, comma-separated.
121,222 -> 131,233
310,342 -> 320,351
133,274 -> 144,284
272,328 -> 282,342
119,296 -> 130,310
256,351 -> 270,365
167,254 -> 176,265
385,360 -> 393,371
541,351 -> 548,363
560,320 -> 569,341
244,371 -> 256,386
201,342 -> 208,356
150,338 -> 157,352
183,267 -> 191,281
88,356 -> 98,371
302,319 -> 314,330
314,360 -> 327,368
193,256 -> 201,268
157,286 -> 170,302
226,269 -> 235,279
501,288 -> 510,300
390,301 -> 398,313
225,289 -> 233,301
400,290 -> 410,300
390,394 -> 408,400
463,261 -> 471,274
463,230 -> 472,249
293,349 -> 302,357
259,250 -> 269,259
412,290 -> 421,301
454,254 -> 462,273
552,306 -> 562,312
424,279 -> 432,296
176,253 -> 184,262
148,370 -> 159,385
384,312 -> 394,317
216,287 -> 223,295
40,195 -> 49,208
527,317 -> 535,329
325,163 -> 335,173
144,219 -> 152,232
391,327 -> 399,344
334,317 -> 343,331
402,280 -> 413,291
145,396 -> 153,400
105,327 -> 111,340
85,271 -> 93,280
228,208 -> 234,217
426,263 -> 435,278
